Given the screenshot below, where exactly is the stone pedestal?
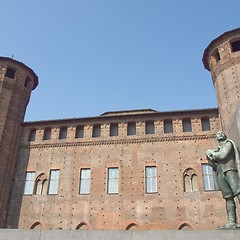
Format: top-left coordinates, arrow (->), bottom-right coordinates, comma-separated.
0,229 -> 240,240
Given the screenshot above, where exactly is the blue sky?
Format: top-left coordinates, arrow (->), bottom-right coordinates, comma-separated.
1,1 -> 240,121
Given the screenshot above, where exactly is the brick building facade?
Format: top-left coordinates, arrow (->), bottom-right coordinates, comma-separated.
1,28 -> 240,230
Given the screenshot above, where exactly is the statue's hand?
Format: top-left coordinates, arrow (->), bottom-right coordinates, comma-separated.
206,149 -> 214,160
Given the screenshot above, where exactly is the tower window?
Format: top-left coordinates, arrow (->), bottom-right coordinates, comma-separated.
75,125 -> 84,138
59,127 -> 67,139
182,118 -> 192,132
43,128 -> 51,140
212,50 -> 220,62
28,129 -> 36,141
231,41 -> 240,52
127,122 -> 136,135
24,76 -> 32,89
164,119 -> 173,133
145,121 -> 155,134
92,124 -> 101,137
110,123 -> 118,137
201,117 -> 210,131
5,67 -> 16,79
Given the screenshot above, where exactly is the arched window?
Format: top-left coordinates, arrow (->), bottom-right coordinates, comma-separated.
178,223 -> 192,230
126,223 -> 137,230
183,168 -> 199,192
34,173 -> 48,195
30,222 -> 42,230
76,222 -> 88,230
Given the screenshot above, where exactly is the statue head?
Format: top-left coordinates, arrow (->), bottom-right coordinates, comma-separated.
216,131 -> 227,141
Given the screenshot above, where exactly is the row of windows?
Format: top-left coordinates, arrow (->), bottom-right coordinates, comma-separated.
24,165 -> 216,196
28,117 -> 211,141
4,66 -> 32,88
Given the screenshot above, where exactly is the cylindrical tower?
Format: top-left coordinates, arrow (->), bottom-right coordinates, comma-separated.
0,57 -> 38,227
203,28 -> 240,131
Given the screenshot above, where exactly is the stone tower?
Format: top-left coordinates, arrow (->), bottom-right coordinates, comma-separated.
0,57 -> 38,227
203,28 -> 240,131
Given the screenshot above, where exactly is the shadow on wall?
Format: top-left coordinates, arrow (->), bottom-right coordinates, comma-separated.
5,145 -> 31,228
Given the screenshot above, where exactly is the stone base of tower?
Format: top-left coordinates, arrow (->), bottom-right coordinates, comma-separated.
228,101 -> 240,150
0,229 -> 240,240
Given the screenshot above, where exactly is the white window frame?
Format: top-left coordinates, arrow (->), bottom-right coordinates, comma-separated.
108,168 -> 119,194
202,164 -> 216,191
79,168 -> 91,195
24,171 -> 35,195
48,169 -> 60,194
145,166 -> 157,193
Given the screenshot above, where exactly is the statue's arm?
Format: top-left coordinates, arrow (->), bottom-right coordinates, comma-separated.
212,142 -> 232,161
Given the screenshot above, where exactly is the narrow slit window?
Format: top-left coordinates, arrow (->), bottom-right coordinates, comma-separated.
25,76 -> 32,89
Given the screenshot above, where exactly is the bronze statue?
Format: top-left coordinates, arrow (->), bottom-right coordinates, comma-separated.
206,131 -> 240,229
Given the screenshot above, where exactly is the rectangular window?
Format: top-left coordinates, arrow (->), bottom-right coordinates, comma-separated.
108,168 -> 119,194
24,171 -> 35,195
182,118 -> 192,132
110,123 -> 118,136
5,67 -> 16,79
201,117 -> 210,131
59,127 -> 67,139
75,125 -> 84,138
48,169 -> 60,194
202,164 -> 216,191
164,119 -> 173,133
79,168 -> 91,195
145,121 -> 155,134
43,128 -> 51,140
28,129 -> 36,141
231,41 -> 240,53
92,124 -> 101,138
145,166 -> 157,193
127,122 -> 136,136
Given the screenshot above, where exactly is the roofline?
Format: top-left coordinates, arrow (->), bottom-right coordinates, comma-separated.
202,28 -> 240,71
22,108 -> 218,127
0,57 -> 38,90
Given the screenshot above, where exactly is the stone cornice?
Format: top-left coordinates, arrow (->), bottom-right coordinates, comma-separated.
20,134 -> 216,149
